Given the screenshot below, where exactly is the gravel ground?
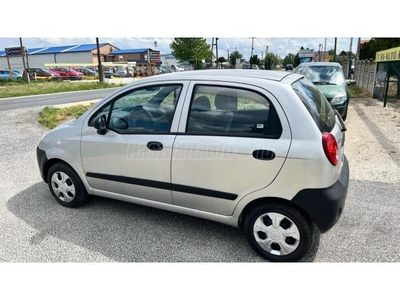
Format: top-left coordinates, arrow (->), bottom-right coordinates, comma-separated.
1,94 -> 399,298
1,95 -> 399,265
345,97 -> 400,183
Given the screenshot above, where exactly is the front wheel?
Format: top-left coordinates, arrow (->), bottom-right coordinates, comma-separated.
47,162 -> 89,208
244,201 -> 313,262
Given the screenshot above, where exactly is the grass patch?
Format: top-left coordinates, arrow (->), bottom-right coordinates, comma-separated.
349,85 -> 370,98
38,103 -> 95,129
0,80 -> 122,99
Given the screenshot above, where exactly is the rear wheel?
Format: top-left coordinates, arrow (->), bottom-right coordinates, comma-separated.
47,162 -> 88,208
244,201 -> 313,262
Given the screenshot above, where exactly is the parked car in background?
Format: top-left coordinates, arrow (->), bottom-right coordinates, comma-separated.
72,67 -> 99,79
159,65 -> 173,74
285,64 -> 294,71
0,69 -> 23,80
36,69 -> 349,262
12,70 -> 23,77
171,64 -> 184,72
114,66 -> 128,78
24,67 -> 62,81
50,67 -> 83,80
294,62 -> 350,120
104,67 -> 114,79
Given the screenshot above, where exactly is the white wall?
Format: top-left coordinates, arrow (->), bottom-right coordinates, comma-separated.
0,52 -> 93,71
160,55 -> 179,66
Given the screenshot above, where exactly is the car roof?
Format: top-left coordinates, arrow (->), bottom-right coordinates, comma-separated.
131,69 -> 303,84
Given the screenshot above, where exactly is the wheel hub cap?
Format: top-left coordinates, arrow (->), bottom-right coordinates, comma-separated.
253,212 -> 301,256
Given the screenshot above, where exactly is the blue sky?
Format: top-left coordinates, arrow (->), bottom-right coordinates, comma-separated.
1,1 -> 390,61
0,37 -> 366,60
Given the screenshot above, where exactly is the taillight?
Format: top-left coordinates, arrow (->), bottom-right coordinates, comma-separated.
322,132 -> 338,166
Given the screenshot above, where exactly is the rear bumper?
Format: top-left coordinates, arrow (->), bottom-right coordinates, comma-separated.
291,155 -> 349,233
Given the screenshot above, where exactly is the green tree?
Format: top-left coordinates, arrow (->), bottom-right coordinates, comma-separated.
264,53 -> 276,70
250,55 -> 259,66
360,38 -> 400,60
170,38 -> 211,70
229,50 -> 243,66
282,53 -> 295,66
218,57 -> 226,63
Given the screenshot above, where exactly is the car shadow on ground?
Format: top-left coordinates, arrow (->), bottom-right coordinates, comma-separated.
7,183 -> 319,262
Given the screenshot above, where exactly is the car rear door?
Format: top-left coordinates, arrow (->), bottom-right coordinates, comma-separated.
171,81 -> 291,216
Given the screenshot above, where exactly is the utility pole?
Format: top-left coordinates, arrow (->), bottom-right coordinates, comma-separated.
211,38 -> 218,69
211,38 -> 214,69
19,38 -> 30,82
96,37 -> 104,82
215,38 -> 219,69
266,45 -> 269,70
349,38 -> 353,55
334,38 -> 337,62
348,38 -> 353,79
250,37 -> 255,63
319,44 -> 323,61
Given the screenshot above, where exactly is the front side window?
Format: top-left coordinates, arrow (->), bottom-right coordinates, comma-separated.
89,84 -> 182,133
187,85 -> 282,138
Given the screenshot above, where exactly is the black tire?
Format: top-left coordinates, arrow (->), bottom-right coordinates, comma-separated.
244,201 -> 313,262
47,162 -> 89,208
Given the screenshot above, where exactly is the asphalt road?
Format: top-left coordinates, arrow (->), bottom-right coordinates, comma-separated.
0,93 -> 399,263
0,88 -> 118,111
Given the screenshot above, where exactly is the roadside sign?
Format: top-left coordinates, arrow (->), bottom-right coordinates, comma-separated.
5,47 -> 25,57
150,51 -> 160,64
376,46 -> 400,62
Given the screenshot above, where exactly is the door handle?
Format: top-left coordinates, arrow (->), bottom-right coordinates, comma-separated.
147,141 -> 163,151
252,149 -> 275,160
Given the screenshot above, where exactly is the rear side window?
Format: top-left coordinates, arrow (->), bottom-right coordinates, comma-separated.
186,85 -> 282,138
292,79 -> 335,132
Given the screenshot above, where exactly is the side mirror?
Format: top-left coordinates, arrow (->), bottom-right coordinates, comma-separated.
93,114 -> 107,135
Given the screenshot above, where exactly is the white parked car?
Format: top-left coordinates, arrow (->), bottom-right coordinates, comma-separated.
171,64 -> 184,72
37,69 -> 349,262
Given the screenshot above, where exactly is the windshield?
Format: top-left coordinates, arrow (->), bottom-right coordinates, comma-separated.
296,65 -> 346,85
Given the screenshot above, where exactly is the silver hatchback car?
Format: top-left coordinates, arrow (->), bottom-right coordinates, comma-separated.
37,69 -> 349,262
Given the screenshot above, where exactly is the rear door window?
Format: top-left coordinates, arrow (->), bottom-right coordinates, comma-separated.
186,85 -> 282,138
292,79 -> 335,132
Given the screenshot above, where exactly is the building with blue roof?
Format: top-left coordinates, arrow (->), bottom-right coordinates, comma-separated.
0,43 -> 119,71
0,42 -> 181,76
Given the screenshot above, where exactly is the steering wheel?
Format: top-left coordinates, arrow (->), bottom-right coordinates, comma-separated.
130,106 -> 153,129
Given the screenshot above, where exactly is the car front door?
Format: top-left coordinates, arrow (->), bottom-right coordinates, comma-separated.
171,82 -> 291,216
80,82 -> 187,204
